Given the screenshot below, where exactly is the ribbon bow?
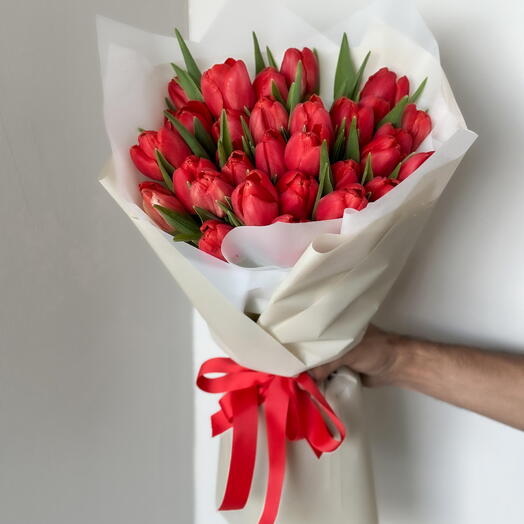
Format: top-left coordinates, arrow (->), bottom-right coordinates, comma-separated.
196,357 -> 346,524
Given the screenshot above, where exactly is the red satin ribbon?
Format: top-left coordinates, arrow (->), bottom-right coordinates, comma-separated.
196,357 -> 346,524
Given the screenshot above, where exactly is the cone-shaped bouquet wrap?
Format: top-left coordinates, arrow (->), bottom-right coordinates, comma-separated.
98,0 -> 476,522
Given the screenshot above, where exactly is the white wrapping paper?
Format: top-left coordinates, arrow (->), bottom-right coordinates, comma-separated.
98,0 -> 476,522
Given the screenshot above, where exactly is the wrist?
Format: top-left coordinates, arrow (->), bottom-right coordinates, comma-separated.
385,335 -> 424,387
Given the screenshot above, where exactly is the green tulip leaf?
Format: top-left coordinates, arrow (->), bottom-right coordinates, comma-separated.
271,80 -> 287,106
216,200 -> 244,227
193,117 -> 216,157
193,206 -> 221,224
170,63 -> 203,101
389,161 -> 402,180
174,28 -> 202,86
334,33 -> 357,100
217,109 -> 234,167
332,118 -> 347,162
344,116 -> 360,162
286,60 -> 303,114
164,110 -> 210,160
377,95 -> 409,128
361,153 -> 373,185
313,48 -> 320,94
240,115 -> 256,156
252,32 -> 266,75
154,149 -> 174,191
349,50 -> 371,101
154,205 -> 201,235
266,46 -> 278,69
408,77 -> 427,104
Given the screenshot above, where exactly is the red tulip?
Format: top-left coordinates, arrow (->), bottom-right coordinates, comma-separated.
314,184 -> 368,220
172,155 -> 218,213
211,108 -> 246,150
276,170 -> 318,220
249,96 -> 288,144
198,220 -> 233,261
332,159 -> 360,189
201,58 -> 256,117
361,135 -> 402,178
402,104 -> 432,150
398,151 -> 434,181
359,95 -> 392,122
139,181 -> 187,233
272,214 -> 309,223
170,101 -> 214,134
158,122 -> 192,168
280,47 -> 319,96
375,122 -> 413,157
231,169 -> 279,226
255,130 -> 287,181
168,77 -> 189,109
221,150 -> 254,186
330,97 -> 374,146
130,130 -> 162,181
284,131 -> 322,177
360,68 -> 409,108
364,176 -> 399,201
189,171 -> 234,218
289,95 -> 334,144
253,67 -> 289,100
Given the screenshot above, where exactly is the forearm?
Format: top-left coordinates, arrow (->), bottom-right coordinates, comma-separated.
390,338 -> 524,430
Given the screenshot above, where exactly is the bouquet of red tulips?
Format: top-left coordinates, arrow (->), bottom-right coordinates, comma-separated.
98,1 -> 476,522
130,32 -> 435,262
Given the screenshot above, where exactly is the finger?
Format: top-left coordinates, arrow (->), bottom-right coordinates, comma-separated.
309,360 -> 341,382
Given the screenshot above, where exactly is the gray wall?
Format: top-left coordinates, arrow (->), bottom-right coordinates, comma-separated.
0,1 -> 193,523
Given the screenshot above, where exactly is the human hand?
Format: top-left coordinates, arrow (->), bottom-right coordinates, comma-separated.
309,325 -> 406,386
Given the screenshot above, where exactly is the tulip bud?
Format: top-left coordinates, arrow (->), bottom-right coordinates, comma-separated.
332,159 -> 360,189
330,97 -> 374,146
249,96 -> 289,144
272,214 -> 309,223
168,77 -> 189,109
189,171 -> 234,218
253,67 -> 289,100
255,130 -> 287,181
314,184 -> 368,220
360,68 -> 407,108
198,220 -> 233,261
361,135 -> 402,178
211,108 -> 246,150
231,169 -> 279,226
284,131 -> 322,177
221,150 -> 254,186
130,130 -> 162,181
401,104 -> 432,150
289,95 -> 334,145
358,95 -> 391,122
375,122 -> 413,158
139,181 -> 187,233
280,47 -> 319,96
158,122 -> 192,169
276,170 -> 318,220
398,151 -> 434,181
364,176 -> 399,201
201,58 -> 256,117
170,101 -> 214,134
172,155 -> 218,213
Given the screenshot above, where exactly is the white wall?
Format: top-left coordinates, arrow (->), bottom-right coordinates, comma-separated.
1,1 -> 523,524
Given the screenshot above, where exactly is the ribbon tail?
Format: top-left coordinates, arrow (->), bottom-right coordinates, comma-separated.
219,387 -> 259,511
258,377 -> 290,524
